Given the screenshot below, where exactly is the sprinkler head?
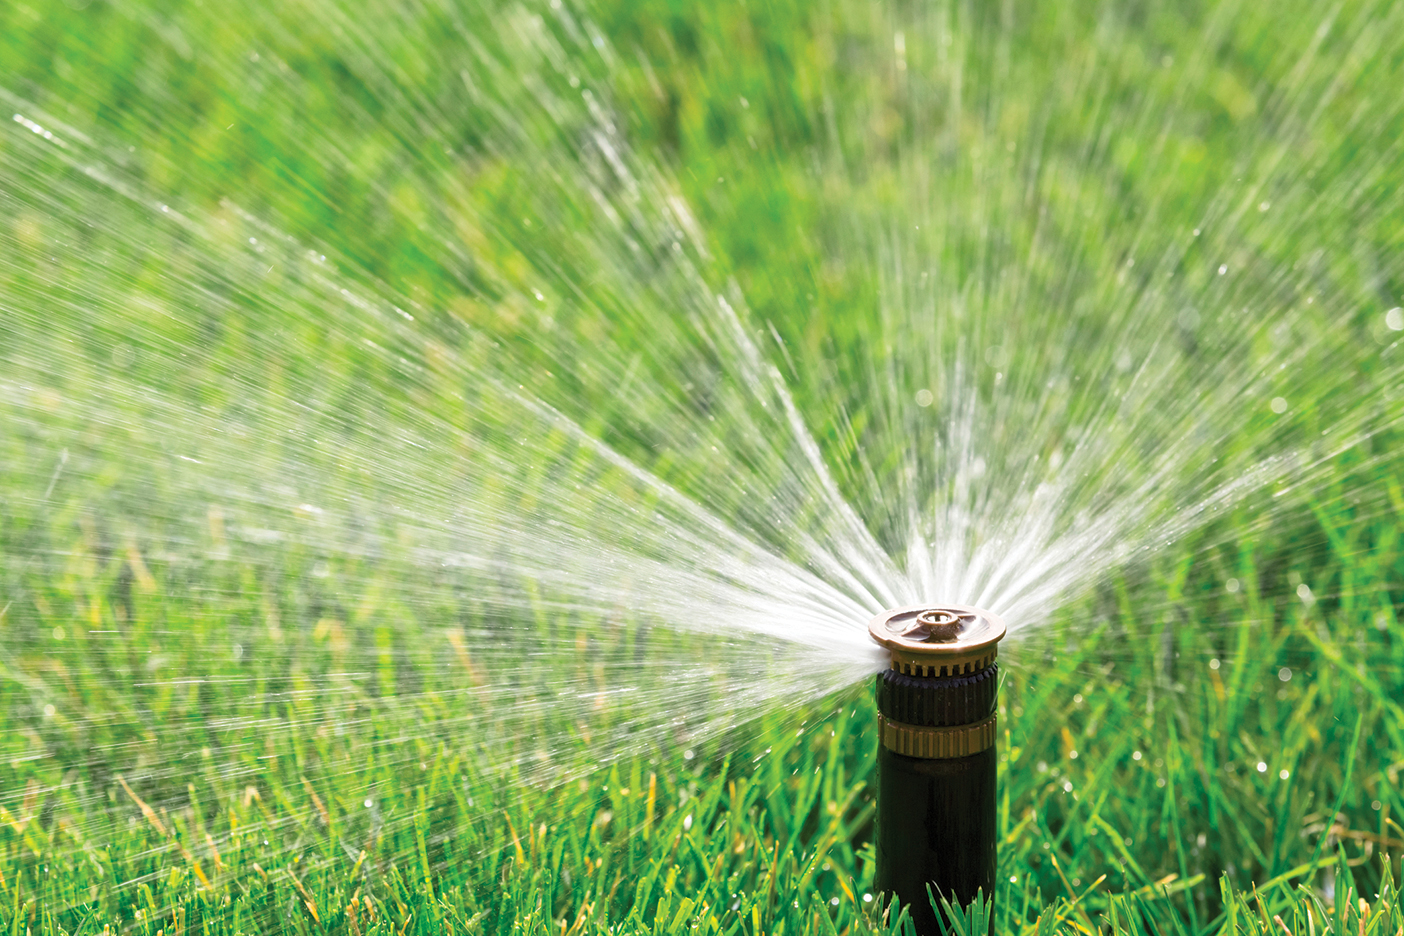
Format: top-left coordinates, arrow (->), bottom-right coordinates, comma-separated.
869,605 -> 1006,934
868,604 -> 1006,677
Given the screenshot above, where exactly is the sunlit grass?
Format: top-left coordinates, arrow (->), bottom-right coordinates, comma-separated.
3,499 -> 1400,933
3,0 -> 1404,933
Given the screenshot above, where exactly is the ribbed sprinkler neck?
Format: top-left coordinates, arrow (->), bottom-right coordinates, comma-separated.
868,605 -> 1005,757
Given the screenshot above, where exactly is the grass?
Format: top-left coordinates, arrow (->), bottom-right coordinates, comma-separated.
3,0 -> 1404,933
1,519 -> 1401,935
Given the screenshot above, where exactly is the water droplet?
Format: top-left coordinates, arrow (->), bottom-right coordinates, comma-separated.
1225,578 -> 1241,593
915,388 -> 934,407
1209,659 -> 1220,670
1132,751 -> 1142,761
1256,762 -> 1267,773
1296,583 -> 1314,604
1279,769 -> 1290,780
1278,667 -> 1292,682
1218,264 -> 1228,275
1270,396 -> 1288,414
1258,201 -> 1271,212
1386,307 -> 1404,331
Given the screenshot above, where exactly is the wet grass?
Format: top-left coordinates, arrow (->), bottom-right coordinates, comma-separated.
3,0 -> 1404,933
1,508 -> 1401,934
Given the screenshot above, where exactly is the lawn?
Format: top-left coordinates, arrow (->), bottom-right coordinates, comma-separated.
2,0 -> 1403,933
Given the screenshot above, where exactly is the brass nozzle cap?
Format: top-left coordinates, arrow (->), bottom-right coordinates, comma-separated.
867,604 -> 1007,677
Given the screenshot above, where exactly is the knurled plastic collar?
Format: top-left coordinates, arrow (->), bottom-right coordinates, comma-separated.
875,664 -> 998,728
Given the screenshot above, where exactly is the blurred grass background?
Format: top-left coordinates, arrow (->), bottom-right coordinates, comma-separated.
3,0 -> 1403,933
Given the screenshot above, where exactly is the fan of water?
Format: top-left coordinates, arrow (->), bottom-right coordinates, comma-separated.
2,0 -> 1402,913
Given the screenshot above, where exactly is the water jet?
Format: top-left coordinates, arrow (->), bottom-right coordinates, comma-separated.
869,605 -> 1006,934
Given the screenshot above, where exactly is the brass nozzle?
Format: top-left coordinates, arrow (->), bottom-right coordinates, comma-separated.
867,604 -> 1007,677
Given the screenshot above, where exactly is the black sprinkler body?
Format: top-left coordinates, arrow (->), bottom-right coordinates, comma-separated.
869,606 -> 1006,935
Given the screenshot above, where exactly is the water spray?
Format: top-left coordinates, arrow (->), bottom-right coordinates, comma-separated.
869,605 -> 1006,934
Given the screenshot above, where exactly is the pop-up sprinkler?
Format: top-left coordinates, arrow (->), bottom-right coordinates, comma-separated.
869,605 -> 1006,934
